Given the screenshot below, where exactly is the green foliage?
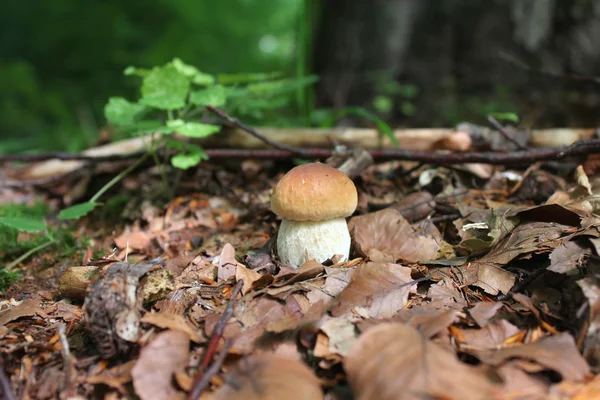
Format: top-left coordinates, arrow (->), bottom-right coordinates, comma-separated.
0,217 -> 46,233
0,269 -> 20,293
59,202 -> 99,220
489,112 -> 520,124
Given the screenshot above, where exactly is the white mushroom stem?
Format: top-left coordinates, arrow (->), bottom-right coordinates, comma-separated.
276,217 -> 351,267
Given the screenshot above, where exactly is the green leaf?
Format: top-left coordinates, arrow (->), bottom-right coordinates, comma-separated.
166,119 -> 185,128
58,202 -> 98,220
139,65 -> 190,110
126,120 -> 177,135
217,71 -> 283,84
0,217 -> 46,233
189,85 -> 227,107
171,58 -> 215,86
372,95 -> 393,114
171,144 -> 208,170
488,112 -> 520,123
104,97 -> 147,125
124,66 -> 151,77
178,123 -> 220,138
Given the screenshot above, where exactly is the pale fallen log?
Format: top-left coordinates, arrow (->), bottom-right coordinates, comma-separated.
6,126 -> 597,183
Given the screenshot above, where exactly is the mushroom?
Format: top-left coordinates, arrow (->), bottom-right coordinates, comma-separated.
271,163 -> 358,267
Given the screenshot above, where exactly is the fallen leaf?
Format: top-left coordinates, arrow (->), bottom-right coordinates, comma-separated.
217,243 -> 240,282
131,330 -> 189,400
114,230 -> 152,251
548,240 -> 590,275
141,312 -> 203,343
306,266 -> 354,306
469,301 -> 504,327
345,322 -> 496,400
471,332 -> 590,381
207,353 -> 323,400
349,208 -> 440,263
455,319 -> 521,350
235,264 -> 263,295
331,262 -> 415,318
313,317 -> 357,358
0,298 -> 48,326
87,360 -> 136,391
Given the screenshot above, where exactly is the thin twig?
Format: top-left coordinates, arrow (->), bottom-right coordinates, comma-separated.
188,339 -> 233,400
5,239 -> 57,272
205,105 -> 312,156
188,279 -> 244,400
0,359 -> 16,400
57,323 -> 76,397
487,116 -> 527,150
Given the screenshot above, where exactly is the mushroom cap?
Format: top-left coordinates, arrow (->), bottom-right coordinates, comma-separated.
271,163 -> 357,221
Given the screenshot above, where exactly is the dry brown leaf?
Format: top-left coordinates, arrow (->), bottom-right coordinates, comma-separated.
548,240 -> 590,275
349,208 -> 440,263
217,243 -> 240,282
207,353 -> 323,400
86,360 -> 136,391
0,298 -> 48,326
469,301 -> 504,327
140,312 -> 203,343
131,330 -> 189,400
471,332 -> 590,381
235,264 -> 262,295
455,320 -> 521,350
331,262 -> 415,318
496,361 -> 549,399
114,231 -> 152,251
306,266 -> 354,306
313,316 -> 357,358
345,322 -> 496,400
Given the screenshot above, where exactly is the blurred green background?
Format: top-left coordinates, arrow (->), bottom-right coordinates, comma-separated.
2,0 -> 599,154
0,0 -> 302,153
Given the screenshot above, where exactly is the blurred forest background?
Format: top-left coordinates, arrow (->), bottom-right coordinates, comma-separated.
1,0 -> 600,154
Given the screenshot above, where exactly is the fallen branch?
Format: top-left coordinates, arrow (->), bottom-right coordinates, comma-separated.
188,279 -> 244,400
206,105 -> 312,157
188,339 -> 233,400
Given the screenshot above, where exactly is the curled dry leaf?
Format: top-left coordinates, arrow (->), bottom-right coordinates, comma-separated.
207,353 -> 323,400
345,322 -> 495,400
331,262 -> 415,319
349,208 -> 440,263
131,330 -> 189,400
471,333 -> 590,382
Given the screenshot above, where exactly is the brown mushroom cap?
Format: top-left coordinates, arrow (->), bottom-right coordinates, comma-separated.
271,163 -> 357,221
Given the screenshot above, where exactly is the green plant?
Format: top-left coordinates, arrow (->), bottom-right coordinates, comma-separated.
58,58 -> 319,220
0,203 -> 93,286
0,203 -> 53,280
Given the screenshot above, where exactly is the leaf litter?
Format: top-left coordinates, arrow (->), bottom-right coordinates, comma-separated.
2,152 -> 600,399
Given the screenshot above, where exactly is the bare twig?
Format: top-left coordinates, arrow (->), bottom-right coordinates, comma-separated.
188,279 -> 244,400
3,139 -> 600,189
205,105 -> 312,156
487,116 -> 527,150
188,339 -> 233,400
57,323 -> 76,397
0,360 -> 16,400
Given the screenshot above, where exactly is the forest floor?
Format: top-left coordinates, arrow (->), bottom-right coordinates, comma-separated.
1,129 -> 600,400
